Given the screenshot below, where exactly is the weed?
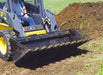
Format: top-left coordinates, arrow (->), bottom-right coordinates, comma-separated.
99,44 -> 103,50
77,72 -> 84,75
85,63 -> 91,68
80,23 -> 83,29
95,63 -> 103,75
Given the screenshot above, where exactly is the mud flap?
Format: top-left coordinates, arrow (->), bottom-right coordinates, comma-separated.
10,29 -> 91,63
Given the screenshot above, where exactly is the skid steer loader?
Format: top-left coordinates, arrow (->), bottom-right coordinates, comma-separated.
0,0 -> 91,63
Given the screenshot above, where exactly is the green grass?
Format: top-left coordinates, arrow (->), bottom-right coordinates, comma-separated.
80,37 -> 103,52
77,54 -> 103,75
96,63 -> 103,75
0,0 -> 7,3
77,37 -> 103,75
77,72 -> 84,75
44,0 -> 69,14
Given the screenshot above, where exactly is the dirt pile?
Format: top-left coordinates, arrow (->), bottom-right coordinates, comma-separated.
56,2 -> 103,37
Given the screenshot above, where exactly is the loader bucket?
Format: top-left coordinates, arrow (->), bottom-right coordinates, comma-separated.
10,29 -> 91,63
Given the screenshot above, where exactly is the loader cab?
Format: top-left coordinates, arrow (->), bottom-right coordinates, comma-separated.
0,1 -> 6,9
0,0 -> 45,37
0,0 -> 11,24
2,0 -> 43,26
23,0 -> 46,26
0,0 -> 56,37
23,0 -> 42,25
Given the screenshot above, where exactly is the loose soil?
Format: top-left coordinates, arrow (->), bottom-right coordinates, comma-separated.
0,2 -> 103,75
56,2 -> 103,37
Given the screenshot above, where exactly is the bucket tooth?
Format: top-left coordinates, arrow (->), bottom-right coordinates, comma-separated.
54,44 -> 59,47
60,43 -> 65,46
82,38 -> 89,42
65,42 -> 70,45
77,40 -> 81,43
41,46 -> 47,50
71,41 -> 76,44
48,45 -> 53,49
35,48 -> 39,51
82,39 -> 86,42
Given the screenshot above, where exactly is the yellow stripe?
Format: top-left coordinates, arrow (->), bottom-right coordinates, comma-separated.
35,48 -> 39,51
0,23 -> 13,30
25,30 -> 47,36
0,23 -> 9,26
54,44 -> 59,47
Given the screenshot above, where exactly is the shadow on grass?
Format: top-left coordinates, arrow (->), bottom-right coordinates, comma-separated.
15,46 -> 90,70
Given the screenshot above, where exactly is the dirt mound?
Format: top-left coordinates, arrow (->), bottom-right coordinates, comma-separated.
56,2 -> 103,37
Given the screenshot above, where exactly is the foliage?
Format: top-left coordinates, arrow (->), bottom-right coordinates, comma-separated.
77,72 -> 84,75
95,63 -> 103,75
0,0 -> 7,3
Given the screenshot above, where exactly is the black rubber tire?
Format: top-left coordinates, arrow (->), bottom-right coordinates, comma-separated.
0,29 -> 16,61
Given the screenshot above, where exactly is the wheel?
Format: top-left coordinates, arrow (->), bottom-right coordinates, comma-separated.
0,29 -> 15,61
